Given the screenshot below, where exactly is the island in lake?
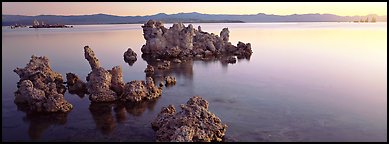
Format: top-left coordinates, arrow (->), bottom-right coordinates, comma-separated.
29,19 -> 72,28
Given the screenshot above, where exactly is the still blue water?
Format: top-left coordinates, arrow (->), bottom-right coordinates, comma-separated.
2,22 -> 387,141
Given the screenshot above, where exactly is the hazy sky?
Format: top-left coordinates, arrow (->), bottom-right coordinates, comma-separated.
2,2 -> 387,16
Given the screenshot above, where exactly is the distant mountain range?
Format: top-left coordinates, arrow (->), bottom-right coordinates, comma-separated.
2,12 -> 387,26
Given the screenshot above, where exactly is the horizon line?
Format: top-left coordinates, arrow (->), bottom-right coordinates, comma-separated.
2,12 -> 387,17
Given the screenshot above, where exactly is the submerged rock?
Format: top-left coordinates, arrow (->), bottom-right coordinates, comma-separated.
159,81 -> 164,87
157,60 -> 171,70
223,56 -> 237,64
121,77 -> 162,102
13,55 -> 72,113
164,76 -> 176,86
123,48 -> 137,65
151,96 -> 227,142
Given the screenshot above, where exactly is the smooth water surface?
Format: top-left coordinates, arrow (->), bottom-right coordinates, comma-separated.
2,22 -> 387,142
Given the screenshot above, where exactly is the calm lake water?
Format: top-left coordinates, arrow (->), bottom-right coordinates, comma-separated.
2,22 -> 387,142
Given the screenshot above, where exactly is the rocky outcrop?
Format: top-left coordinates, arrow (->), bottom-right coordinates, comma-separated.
151,96 -> 227,142
121,77 -> 162,102
140,20 -> 252,62
84,46 -> 165,103
144,64 -> 155,76
157,60 -> 171,70
86,67 -> 118,102
13,55 -> 73,113
123,48 -> 137,65
66,73 -> 87,95
84,46 -> 120,102
235,41 -> 252,59
141,20 -> 195,57
164,76 -> 176,86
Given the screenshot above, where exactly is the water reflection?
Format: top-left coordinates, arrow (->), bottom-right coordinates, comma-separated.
89,102 -> 117,135
12,90 -> 70,140
88,98 -> 160,135
141,55 -> 193,82
3,23 -> 386,142
22,112 -> 68,140
141,54 -> 251,83
118,98 -> 159,117
68,89 -> 88,98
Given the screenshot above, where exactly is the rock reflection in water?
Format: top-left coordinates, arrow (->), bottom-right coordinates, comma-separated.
89,102 -> 117,135
142,53 -> 251,84
68,90 -> 88,98
22,111 -> 68,140
121,98 -> 159,117
142,54 -> 193,83
13,92 -> 69,140
88,98 -> 159,135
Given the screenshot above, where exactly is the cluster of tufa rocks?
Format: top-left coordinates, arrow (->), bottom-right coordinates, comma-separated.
140,20 -> 252,61
83,46 -> 161,103
13,55 -> 73,113
12,20 -> 237,141
151,96 -> 227,142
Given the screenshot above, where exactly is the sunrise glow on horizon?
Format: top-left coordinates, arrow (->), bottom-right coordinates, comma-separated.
2,2 -> 387,17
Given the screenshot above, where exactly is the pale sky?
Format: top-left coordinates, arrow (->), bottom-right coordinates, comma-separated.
2,2 -> 387,16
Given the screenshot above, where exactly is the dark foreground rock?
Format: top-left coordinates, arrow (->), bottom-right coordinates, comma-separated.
140,20 -> 252,62
164,76 -> 176,86
13,55 -> 73,113
151,96 -> 227,142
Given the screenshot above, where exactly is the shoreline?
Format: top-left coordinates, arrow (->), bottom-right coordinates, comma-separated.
2,21 -> 387,28
3,21 -> 387,27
